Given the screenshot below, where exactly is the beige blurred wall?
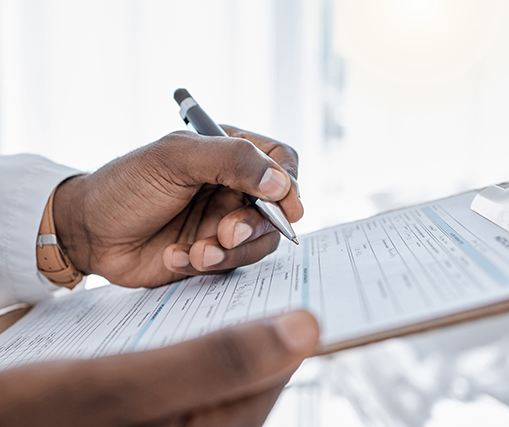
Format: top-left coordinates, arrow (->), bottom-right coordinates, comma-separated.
333,0 -> 509,196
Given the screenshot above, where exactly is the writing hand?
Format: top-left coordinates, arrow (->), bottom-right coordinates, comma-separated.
53,126 -> 303,287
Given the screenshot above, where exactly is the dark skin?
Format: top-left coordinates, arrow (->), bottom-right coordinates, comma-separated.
54,126 -> 303,286
0,311 -> 319,426
0,126 -> 317,426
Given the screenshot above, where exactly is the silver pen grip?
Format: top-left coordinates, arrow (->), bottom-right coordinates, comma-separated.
245,195 -> 296,243
174,88 -> 298,244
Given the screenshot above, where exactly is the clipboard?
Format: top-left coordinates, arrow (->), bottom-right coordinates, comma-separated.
3,188 -> 509,366
317,185 -> 509,355
318,297 -> 509,355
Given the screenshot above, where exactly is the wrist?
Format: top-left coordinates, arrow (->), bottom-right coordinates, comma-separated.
53,174 -> 92,274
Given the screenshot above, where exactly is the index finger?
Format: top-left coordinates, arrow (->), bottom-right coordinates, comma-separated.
221,125 -> 299,179
221,125 -> 303,221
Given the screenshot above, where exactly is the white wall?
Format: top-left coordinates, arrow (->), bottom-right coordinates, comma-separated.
0,0 -> 277,169
325,0 -> 509,216
2,0 -> 509,236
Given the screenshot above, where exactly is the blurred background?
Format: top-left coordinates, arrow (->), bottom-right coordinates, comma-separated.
2,0 -> 509,425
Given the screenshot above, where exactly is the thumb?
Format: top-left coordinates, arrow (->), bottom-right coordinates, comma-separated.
96,310 -> 320,419
157,131 -> 292,202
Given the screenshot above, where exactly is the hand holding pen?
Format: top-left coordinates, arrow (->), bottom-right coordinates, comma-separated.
174,88 -> 299,244
53,103 -> 303,285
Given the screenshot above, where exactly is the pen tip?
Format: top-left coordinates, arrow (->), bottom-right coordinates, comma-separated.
292,237 -> 300,245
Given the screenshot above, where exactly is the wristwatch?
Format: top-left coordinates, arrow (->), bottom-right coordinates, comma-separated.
36,190 -> 83,288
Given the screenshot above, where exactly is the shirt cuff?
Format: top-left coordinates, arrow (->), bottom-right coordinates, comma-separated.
0,154 -> 82,307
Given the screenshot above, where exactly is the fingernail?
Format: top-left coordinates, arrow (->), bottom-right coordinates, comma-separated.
259,168 -> 289,200
203,245 -> 225,267
273,312 -> 318,353
172,250 -> 189,268
232,222 -> 253,247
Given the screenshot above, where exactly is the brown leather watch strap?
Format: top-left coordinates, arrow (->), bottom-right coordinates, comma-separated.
36,190 -> 83,289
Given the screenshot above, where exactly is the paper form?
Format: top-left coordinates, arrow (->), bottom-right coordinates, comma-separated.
2,191 -> 509,369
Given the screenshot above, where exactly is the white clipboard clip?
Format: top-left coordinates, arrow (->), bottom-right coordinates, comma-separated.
471,183 -> 509,232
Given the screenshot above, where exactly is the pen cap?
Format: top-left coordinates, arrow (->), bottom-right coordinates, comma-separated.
174,88 -> 191,104
173,89 -> 227,137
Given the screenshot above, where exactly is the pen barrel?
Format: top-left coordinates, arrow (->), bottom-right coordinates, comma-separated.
251,198 -> 295,241
174,89 -> 297,244
186,105 -> 228,137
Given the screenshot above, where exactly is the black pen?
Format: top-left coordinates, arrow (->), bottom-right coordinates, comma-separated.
173,88 -> 299,245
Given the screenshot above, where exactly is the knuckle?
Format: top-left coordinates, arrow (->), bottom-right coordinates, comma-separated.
283,143 -> 299,163
231,137 -> 257,158
151,131 -> 204,185
151,137 -> 172,154
157,130 -> 185,145
281,145 -> 299,178
170,129 -> 196,139
156,131 -> 198,154
152,133 -> 183,155
141,143 -> 170,175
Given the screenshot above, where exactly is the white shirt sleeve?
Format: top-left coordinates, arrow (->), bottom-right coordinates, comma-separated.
0,154 -> 82,308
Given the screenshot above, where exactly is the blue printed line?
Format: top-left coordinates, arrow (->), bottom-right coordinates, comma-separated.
422,207 -> 509,285
302,238 -> 310,307
127,282 -> 183,351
